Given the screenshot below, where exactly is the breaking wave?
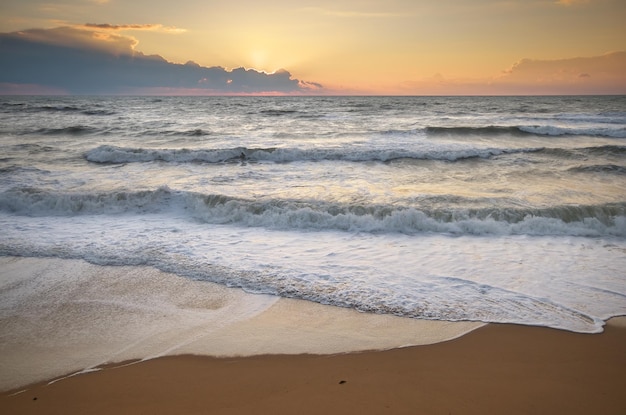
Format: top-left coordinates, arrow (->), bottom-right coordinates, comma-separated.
2,186 -> 624,237
84,144 -> 544,164
426,125 -> 626,138
84,144 -> 626,165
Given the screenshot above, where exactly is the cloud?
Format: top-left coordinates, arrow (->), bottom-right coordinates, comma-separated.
7,26 -> 139,55
0,26 -> 320,95
395,52 -> 626,95
298,80 -> 324,90
495,52 -> 626,93
81,23 -> 187,34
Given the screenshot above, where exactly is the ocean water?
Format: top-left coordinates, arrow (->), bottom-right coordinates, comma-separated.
1,95 -> 625,333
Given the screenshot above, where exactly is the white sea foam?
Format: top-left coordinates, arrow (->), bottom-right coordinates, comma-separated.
1,212 -> 624,337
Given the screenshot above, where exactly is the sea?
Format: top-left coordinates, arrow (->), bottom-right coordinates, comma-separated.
1,95 -> 625,334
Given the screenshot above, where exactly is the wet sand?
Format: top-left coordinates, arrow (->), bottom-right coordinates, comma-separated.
2,319 -> 625,415
0,256 -> 483,391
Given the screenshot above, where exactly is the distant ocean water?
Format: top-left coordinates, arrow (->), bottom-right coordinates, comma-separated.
1,95 -> 625,333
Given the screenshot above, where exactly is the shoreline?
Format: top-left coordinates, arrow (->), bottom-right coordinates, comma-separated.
0,256 -> 484,391
2,319 -> 625,414
2,256 -> 625,413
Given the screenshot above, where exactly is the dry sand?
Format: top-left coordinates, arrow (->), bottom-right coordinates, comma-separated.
2,319 -> 625,415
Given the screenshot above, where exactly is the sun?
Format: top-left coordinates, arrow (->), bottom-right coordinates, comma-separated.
250,49 -> 269,71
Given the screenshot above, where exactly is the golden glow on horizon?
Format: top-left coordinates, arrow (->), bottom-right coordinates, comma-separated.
0,0 -> 625,94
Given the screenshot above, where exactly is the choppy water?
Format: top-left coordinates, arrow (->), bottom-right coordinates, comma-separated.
1,95 -> 625,332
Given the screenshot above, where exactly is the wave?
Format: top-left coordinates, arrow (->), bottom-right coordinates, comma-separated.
584,144 -> 626,156
538,145 -> 626,160
0,234 -> 609,334
85,145 -> 257,163
84,143 -> 625,165
260,109 -> 300,116
32,104 -> 83,113
30,125 -> 100,136
2,187 -> 624,237
81,109 -> 117,116
19,127 -> 212,138
568,164 -> 626,175
0,165 -> 50,175
554,112 -> 626,125
184,128 -> 210,136
84,144 -> 543,164
426,125 -> 626,138
257,108 -> 325,119
1,102 -> 116,116
8,143 -> 56,153
133,128 -> 212,137
426,126 -> 532,136
519,125 -> 626,138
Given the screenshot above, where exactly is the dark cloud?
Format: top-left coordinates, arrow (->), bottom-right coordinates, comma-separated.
0,27 -> 321,94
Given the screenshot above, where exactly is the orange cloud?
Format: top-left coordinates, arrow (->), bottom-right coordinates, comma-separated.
11,23 -> 186,57
496,51 -> 626,93
394,52 -> 626,95
13,26 -> 138,55
81,23 -> 187,34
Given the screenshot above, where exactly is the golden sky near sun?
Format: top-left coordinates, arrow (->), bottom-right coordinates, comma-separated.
1,0 -> 625,94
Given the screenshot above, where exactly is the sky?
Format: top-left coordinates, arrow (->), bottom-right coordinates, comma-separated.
0,0 -> 625,95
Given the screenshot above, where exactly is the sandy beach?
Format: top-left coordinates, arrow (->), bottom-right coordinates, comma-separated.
0,257 -> 483,391
1,319 -> 625,414
1,257 -> 625,414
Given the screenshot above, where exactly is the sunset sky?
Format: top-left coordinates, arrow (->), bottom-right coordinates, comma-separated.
1,0 -> 625,94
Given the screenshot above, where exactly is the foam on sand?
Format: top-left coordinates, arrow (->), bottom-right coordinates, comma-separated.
0,256 -> 483,391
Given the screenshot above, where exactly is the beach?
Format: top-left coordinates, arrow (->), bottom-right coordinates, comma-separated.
0,256 -> 483,391
2,319 -> 625,414
1,95 -> 625,413
1,257 -> 626,414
